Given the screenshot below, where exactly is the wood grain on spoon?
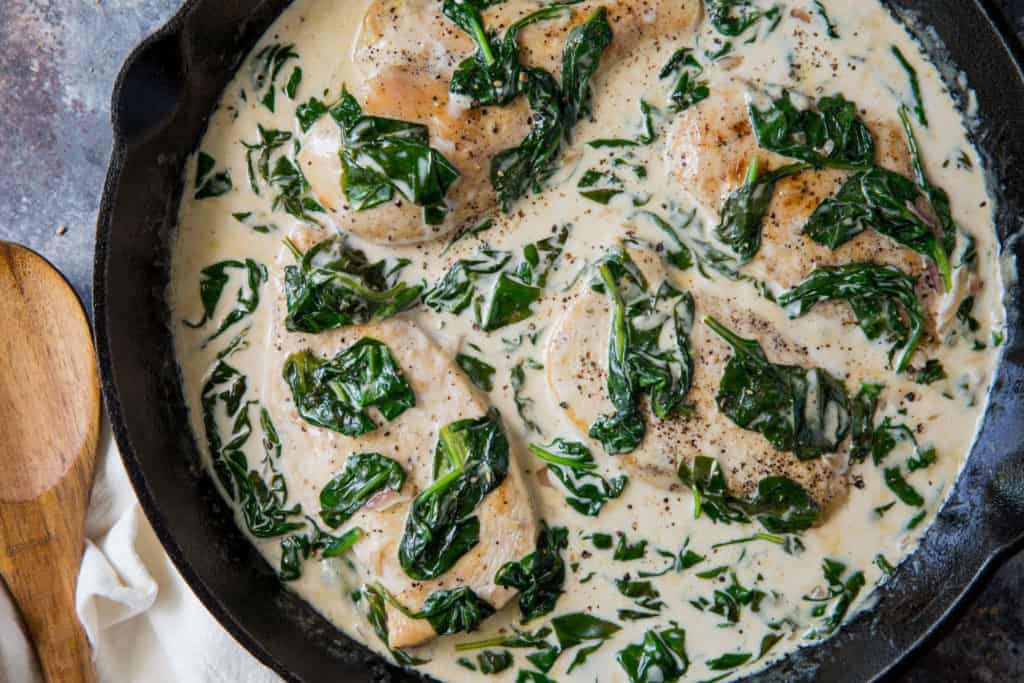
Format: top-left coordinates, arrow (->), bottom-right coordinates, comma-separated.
0,242 -> 100,683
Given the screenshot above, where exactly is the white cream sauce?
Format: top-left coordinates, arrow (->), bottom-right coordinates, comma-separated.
170,0 -> 1006,680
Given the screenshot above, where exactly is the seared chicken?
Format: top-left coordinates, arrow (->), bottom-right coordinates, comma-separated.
546,248 -> 850,514
300,0 -> 703,244
664,84 -> 947,331
264,272 -> 538,649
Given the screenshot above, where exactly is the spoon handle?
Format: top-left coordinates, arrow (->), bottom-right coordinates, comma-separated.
0,463 -> 97,683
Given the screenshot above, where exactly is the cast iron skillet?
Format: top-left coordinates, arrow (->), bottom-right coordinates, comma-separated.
94,1 -> 1024,680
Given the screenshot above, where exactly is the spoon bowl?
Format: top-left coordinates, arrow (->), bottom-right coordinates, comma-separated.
0,242 -> 100,682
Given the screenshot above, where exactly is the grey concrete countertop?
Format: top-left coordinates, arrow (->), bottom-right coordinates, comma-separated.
1,1 -> 1022,680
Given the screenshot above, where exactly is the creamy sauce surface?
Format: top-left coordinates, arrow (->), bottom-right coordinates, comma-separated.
170,1 -> 1006,680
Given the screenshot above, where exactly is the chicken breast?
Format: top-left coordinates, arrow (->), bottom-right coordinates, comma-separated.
263,264 -> 538,649
663,84 -> 947,330
545,247 -> 849,514
300,0 -> 703,244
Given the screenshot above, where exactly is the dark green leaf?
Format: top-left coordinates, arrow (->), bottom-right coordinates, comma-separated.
478,650 -> 514,674
613,533 -> 647,561
707,0 -> 782,37
551,612 -> 622,649
659,48 -> 710,112
915,359 -> 946,385
778,263 -> 923,372
813,1 -> 839,38
357,585 -> 429,666
194,152 -> 233,199
528,439 -> 628,516
495,523 -> 569,622
477,225 -> 570,330
679,455 -> 820,533
184,259 -> 267,347
900,107 -> 956,257
417,587 -> 496,635
201,365 -> 304,539
280,522 -> 363,580
589,250 -> 695,453
850,383 -> 885,463
399,412 -> 510,580
616,624 -> 688,683
335,87 -> 459,223
706,652 -> 752,671
803,166 -> 952,289
489,9 -> 612,210
884,467 -> 924,507
892,46 -> 927,126
283,237 -> 423,333
251,43 -> 299,112
282,338 -> 415,436
706,317 -> 851,460
457,353 -> 497,392
749,92 -> 873,168
715,157 -> 809,262
804,558 -> 866,638
560,7 -> 614,130
285,66 -> 302,99
319,453 -> 406,528
425,248 -> 512,314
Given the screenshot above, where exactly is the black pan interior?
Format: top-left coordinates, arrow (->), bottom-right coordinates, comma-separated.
93,1 -> 1024,681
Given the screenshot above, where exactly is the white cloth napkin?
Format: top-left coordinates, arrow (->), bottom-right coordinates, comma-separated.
0,423 -> 283,683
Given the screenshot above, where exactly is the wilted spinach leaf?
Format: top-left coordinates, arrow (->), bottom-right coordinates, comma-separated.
706,316 -> 851,460
748,92 -> 874,169
707,0 -> 782,37
677,455 -> 819,533
332,87 -> 460,225
803,167 -> 952,289
399,411 -> 510,580
884,467 -> 924,507
445,0 -> 574,106
804,558 -> 866,639
706,652 -> 753,671
194,152 -> 233,199
915,358 -> 946,385
184,259 -> 267,347
356,584 -> 429,666
283,237 -> 422,333
777,263 -> 924,372
201,363 -> 304,538
715,156 -> 809,262
457,353 -> 497,392
250,43 -> 299,112
850,382 -> 884,463
900,107 -> 957,257
476,225 -> 570,331
588,249 -> 696,454
495,523 -> 569,622
319,452 -> 406,528
280,523 -> 362,580
616,624 -> 688,683
489,9 -> 612,210
399,586 -> 496,635
528,439 -> 628,516
813,0 -> 839,38
690,571 -> 765,625
892,46 -> 927,127
425,249 -> 512,314
659,48 -> 709,112
282,338 -> 415,437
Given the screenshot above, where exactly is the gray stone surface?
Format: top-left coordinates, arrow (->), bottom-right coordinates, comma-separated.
0,0 -> 1021,680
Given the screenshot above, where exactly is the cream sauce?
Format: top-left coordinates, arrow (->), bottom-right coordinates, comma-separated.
170,0 -> 1006,681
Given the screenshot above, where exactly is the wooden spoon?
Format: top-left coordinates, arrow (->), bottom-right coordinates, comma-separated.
0,242 -> 100,682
